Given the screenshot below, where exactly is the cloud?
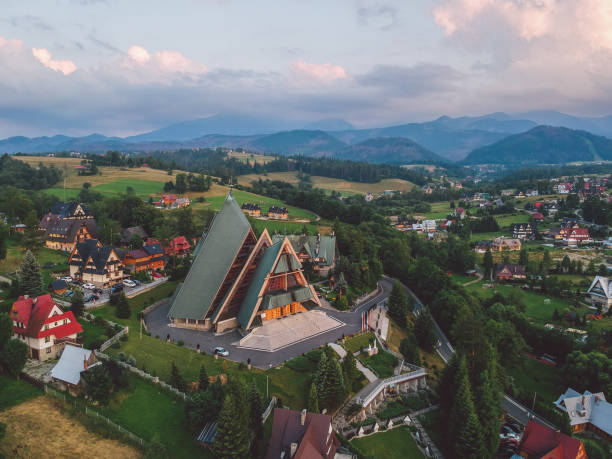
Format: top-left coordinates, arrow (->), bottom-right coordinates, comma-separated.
356,63 -> 463,95
126,45 -> 207,75
127,45 -> 150,64
31,47 -> 77,75
357,4 -> 398,30
291,60 -> 347,83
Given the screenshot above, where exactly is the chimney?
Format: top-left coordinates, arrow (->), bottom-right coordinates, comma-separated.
84,356 -> 88,370
300,409 -> 307,426
289,443 -> 298,458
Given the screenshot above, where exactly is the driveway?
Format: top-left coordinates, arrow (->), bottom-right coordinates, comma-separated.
145,278 -> 393,369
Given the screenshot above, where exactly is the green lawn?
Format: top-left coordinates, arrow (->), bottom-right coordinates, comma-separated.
98,375 -> 210,458
79,320 -> 110,349
494,213 -> 531,228
343,332 -> 376,354
0,242 -> 68,291
250,219 -> 318,236
470,231 -> 510,242
350,426 -> 424,459
41,187 -> 81,200
508,357 -> 563,405
92,179 -> 164,197
422,201 -> 452,220
205,189 -> 317,220
359,351 -> 398,378
0,376 -> 43,410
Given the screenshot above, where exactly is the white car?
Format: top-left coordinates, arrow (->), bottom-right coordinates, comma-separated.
214,347 -> 229,357
123,279 -> 137,288
82,283 -> 96,290
61,276 -> 73,282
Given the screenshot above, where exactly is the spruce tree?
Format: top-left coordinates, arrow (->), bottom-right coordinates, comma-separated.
474,370 -> 501,457
19,250 -> 42,297
169,361 -> 185,392
483,249 -> 493,281
387,281 -> 408,327
115,293 -> 131,319
198,365 -> 209,391
438,353 -> 460,414
212,395 -> 250,459
315,352 -> 328,406
341,350 -> 359,390
325,358 -> 345,408
307,382 -> 319,413
248,381 -> 264,458
70,288 -> 84,317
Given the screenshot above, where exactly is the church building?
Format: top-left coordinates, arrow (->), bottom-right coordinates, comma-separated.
168,193 -> 320,334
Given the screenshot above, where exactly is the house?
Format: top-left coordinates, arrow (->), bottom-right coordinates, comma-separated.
423,220 -> 437,233
268,206 -> 288,220
241,203 -> 261,217
565,228 -> 591,245
165,236 -> 191,257
120,226 -> 149,246
167,193 -> 321,333
532,212 -> 545,221
10,223 -> 26,234
51,344 -> 99,393
123,244 -> 165,273
519,420 -> 587,459
49,279 -> 68,295
494,263 -> 526,281
454,207 -> 466,219
364,192 -> 374,202
557,182 -> 572,194
421,185 -> 433,195
170,197 -> 190,209
492,237 -> 521,251
473,240 -> 492,253
44,219 -> 98,252
68,239 -> 124,288
554,388 -> 612,442
512,222 -> 537,240
273,234 -> 337,277
162,194 -> 177,206
586,276 -> 612,313
10,294 -> 83,361
265,408 -> 338,459
39,202 -> 93,233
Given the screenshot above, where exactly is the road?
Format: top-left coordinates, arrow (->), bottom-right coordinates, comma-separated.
145,277 -> 394,369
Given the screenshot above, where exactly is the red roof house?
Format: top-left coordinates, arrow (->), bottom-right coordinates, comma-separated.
166,236 -> 191,257
533,212 -> 545,221
10,294 -> 83,361
565,228 -> 591,244
519,420 -> 587,459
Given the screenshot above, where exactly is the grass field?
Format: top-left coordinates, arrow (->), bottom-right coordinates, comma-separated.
494,213 -> 531,228
470,231 -> 511,242
343,332 -> 376,354
227,151 -> 276,164
237,171 -> 415,195
0,242 -> 68,291
350,426 -> 424,459
250,219 -> 319,236
0,396 -> 142,458
39,187 -> 81,200
0,376 -> 42,410
508,357 -> 563,405
422,201 -> 452,220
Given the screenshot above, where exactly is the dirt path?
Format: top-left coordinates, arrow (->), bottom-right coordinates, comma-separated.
0,396 -> 142,458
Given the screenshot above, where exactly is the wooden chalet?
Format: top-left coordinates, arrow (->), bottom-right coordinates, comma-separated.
11,294 -> 83,361
43,218 -> 98,252
273,234 -> 337,277
491,236 -> 521,252
494,263 -> 526,281
39,202 -> 92,230
68,239 -> 124,288
512,222 -> 537,240
241,203 -> 261,217
168,193 -> 320,333
123,244 -> 165,273
268,206 -> 288,220
120,226 -> 149,246
519,420 -> 587,458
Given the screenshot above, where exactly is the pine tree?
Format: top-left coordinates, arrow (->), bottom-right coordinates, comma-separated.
248,381 -> 264,458
519,248 -> 529,266
341,350 -> 359,390
438,353 -> 460,414
212,395 -> 250,459
325,358 -> 345,409
70,288 -> 84,317
473,370 -> 501,457
19,250 -> 42,297
115,293 -> 131,319
456,409 -> 485,459
307,382 -> 319,413
387,281 -> 408,327
169,361 -> 185,392
483,248 -> 494,281
315,352 -> 328,406
414,311 -> 437,351
198,365 -> 209,391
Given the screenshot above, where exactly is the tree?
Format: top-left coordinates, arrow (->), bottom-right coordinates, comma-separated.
248,381 -> 264,458
307,382 -> 319,413
0,223 -> 8,261
325,358 -> 345,408
145,437 -> 170,459
341,350 -> 360,391
115,293 -> 131,319
0,313 -> 12,351
169,361 -> 185,392
414,311 -> 438,352
519,248 -> 529,266
22,210 -> 40,250
19,250 -> 42,297
483,248 -> 494,281
399,333 -> 420,365
81,364 -> 113,404
473,370 -> 501,457
129,233 -> 143,249
175,173 -> 187,194
0,339 -> 28,376
70,288 -> 84,318
315,352 -> 329,405
212,395 -> 250,459
198,365 -> 209,391
387,281 -> 408,327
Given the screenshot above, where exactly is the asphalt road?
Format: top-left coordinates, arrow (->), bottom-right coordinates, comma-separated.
145,277 -> 393,369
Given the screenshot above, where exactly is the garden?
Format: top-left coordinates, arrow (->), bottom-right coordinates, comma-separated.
350,425 -> 425,459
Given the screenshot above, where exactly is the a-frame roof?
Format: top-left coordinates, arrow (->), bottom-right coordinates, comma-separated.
168,193 -> 253,320
587,276 -> 612,299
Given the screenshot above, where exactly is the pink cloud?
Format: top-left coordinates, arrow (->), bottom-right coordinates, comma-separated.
127,45 -> 151,64
291,60 -> 347,83
127,45 -> 206,74
32,47 -> 77,75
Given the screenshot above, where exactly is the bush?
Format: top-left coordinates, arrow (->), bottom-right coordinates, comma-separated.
361,351 -> 398,378
120,334 -> 128,342
177,340 -> 184,347
305,349 -> 323,363
117,352 -> 126,362
111,341 -> 121,349
126,355 -> 136,366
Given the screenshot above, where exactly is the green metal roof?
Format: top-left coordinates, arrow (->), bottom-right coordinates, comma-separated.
237,241 -> 283,329
273,234 -> 335,266
168,194 -> 252,320
261,291 -> 293,310
317,236 -> 336,266
293,286 -> 314,302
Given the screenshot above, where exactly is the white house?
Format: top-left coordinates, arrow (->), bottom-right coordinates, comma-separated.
587,276 -> 612,313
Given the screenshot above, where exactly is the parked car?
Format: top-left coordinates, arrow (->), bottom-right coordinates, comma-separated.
61,276 -> 73,282
63,290 -> 74,297
152,272 -> 162,278
94,288 -> 103,294
84,295 -> 95,302
214,347 -> 229,357
112,283 -> 124,293
123,279 -> 136,288
500,432 -> 520,441
82,283 -> 96,290
502,425 -> 519,435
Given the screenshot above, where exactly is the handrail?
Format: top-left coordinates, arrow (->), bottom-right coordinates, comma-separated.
358,368 -> 426,407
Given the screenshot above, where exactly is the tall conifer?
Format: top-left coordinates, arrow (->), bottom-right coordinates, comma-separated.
19,250 -> 42,297
212,395 -> 250,459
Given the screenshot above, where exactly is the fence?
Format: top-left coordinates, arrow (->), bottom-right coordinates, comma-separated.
262,396 -> 277,423
44,384 -> 145,447
95,350 -> 189,401
99,326 -> 129,352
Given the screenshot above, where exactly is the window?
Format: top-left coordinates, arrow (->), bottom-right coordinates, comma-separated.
46,347 -> 51,354
45,336 -> 50,343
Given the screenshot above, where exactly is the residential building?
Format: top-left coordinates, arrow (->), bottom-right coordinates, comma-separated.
120,226 -> 149,246
265,408 -> 338,459
512,222 -> 537,240
171,197 -> 190,209
422,219 -> 437,233
454,207 -> 466,219
49,279 -> 68,295
268,206 -> 288,220
50,344 -> 99,394
364,192 -> 374,202
565,228 -> 591,245
554,388 -> 612,442
161,194 -> 177,206
241,203 -> 261,217
10,294 -> 83,361
494,263 -> 526,281
519,420 -> 587,458
10,223 -> 25,234
273,234 -> 337,277
39,202 -> 92,227
532,212 -> 545,221
473,240 -> 492,253
556,182 -> 572,194
491,237 -> 521,252
123,243 -> 165,273
43,219 -> 98,252
421,185 -> 432,195
68,239 -> 124,288
586,276 -> 612,313
167,193 -> 320,333
166,236 -> 191,257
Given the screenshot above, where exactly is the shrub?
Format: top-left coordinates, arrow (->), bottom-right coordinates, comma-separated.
120,334 -> 128,342
177,340 -> 184,347
111,341 -> 121,349
285,356 -> 315,373
305,349 -> 322,363
117,352 -> 126,362
126,355 -> 136,366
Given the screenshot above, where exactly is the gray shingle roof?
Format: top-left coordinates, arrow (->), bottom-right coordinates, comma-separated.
168,194 -> 252,320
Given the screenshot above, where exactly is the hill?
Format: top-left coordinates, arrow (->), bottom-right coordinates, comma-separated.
251,130 -> 346,156
332,137 -> 442,165
462,126 -> 612,165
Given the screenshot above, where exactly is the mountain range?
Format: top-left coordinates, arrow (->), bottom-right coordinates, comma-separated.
2,111 -> 612,165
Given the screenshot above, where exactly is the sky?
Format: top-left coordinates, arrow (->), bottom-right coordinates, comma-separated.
1,0 -> 612,137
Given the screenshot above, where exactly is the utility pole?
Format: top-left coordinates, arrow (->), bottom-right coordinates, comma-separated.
266,375 -> 269,398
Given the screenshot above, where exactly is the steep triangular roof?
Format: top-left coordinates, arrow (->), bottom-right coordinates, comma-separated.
168,193 -> 253,320
588,276 -> 611,299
